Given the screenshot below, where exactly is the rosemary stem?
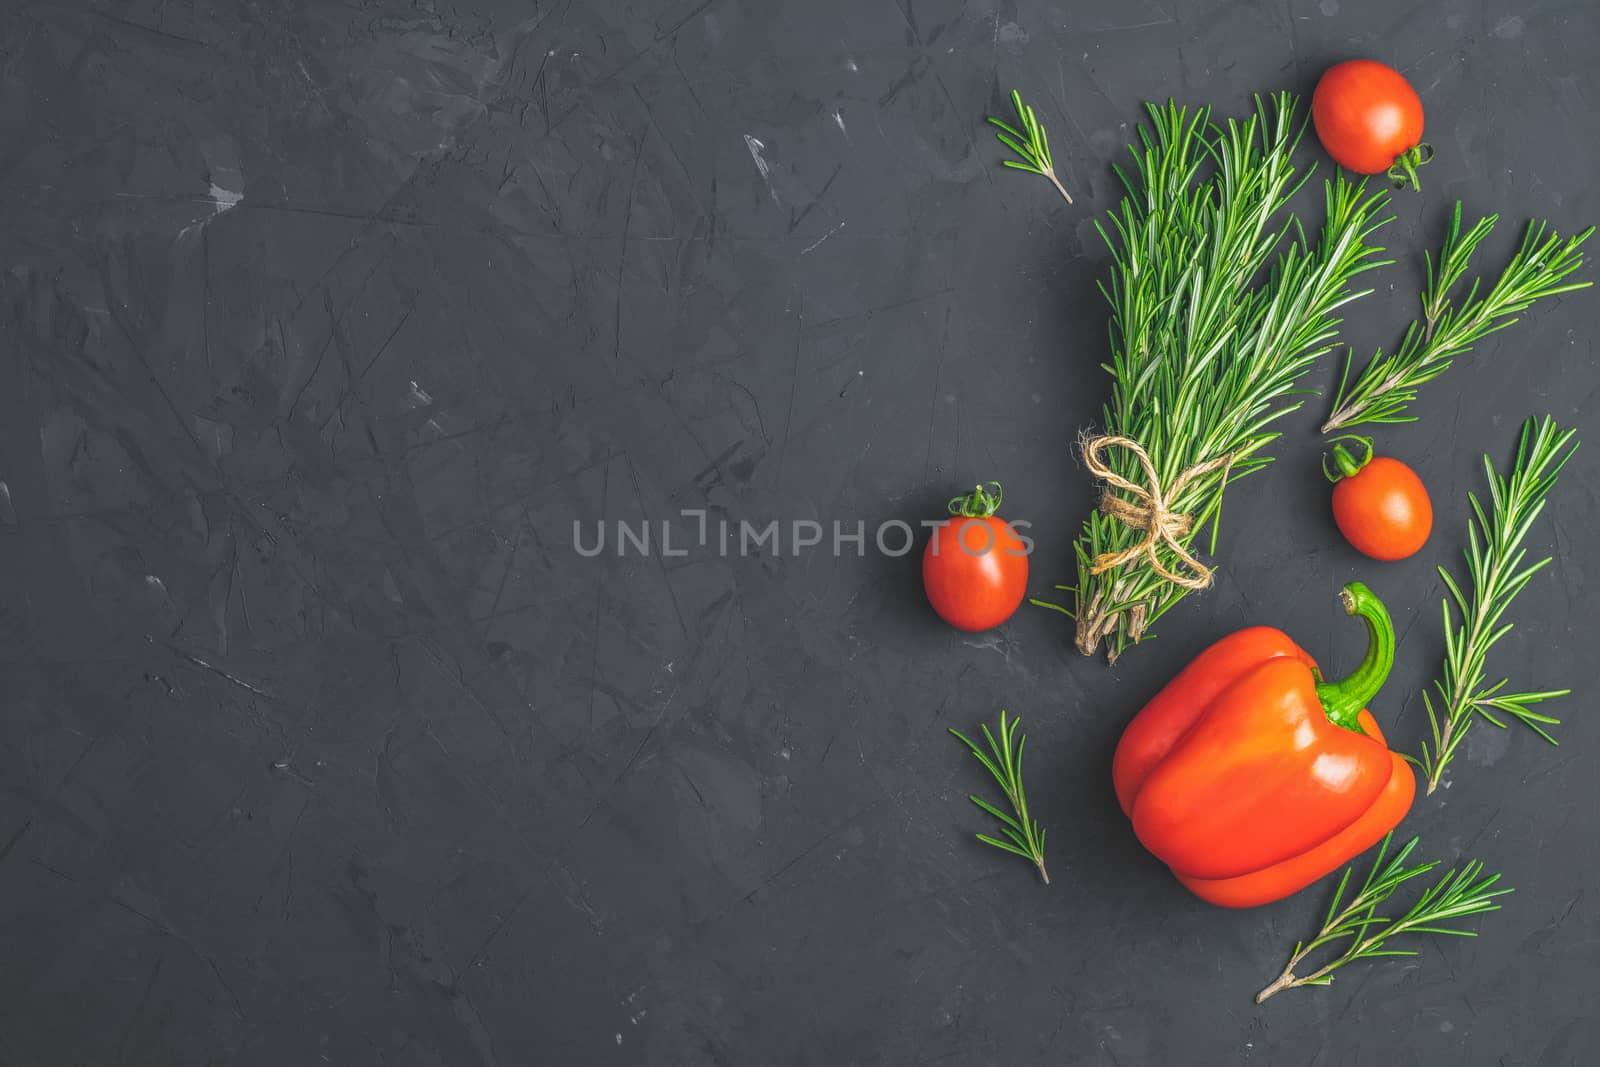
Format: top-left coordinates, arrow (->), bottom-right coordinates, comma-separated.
1321,364 -> 1407,432
1045,169 -> 1074,205
1425,721 -> 1455,796
1258,952 -> 1351,1002
1255,970 -> 1297,1004
1426,482 -> 1522,794
1426,583 -> 1494,795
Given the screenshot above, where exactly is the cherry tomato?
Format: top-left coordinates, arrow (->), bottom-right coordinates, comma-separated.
1324,437 -> 1432,561
923,482 -> 1029,631
1312,60 -> 1433,189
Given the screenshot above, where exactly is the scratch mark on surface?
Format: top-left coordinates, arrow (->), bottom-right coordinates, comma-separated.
0,821 -> 32,866
1460,803 -> 1503,854
360,307 -> 415,380
613,689 -> 672,784
788,164 -> 842,233
587,460 -> 612,733
112,897 -> 245,1019
623,452 -> 688,640
654,0 -> 715,41
802,221 -> 846,254
678,766 -> 708,808
889,0 -> 919,41
673,51 -> 707,117
164,642 -> 275,699
877,55 -> 930,107
116,954 -> 164,1063
921,305 -> 950,486
831,110 -> 850,141
630,84 -> 706,220
1521,752 -> 1577,785
803,287 -> 955,330
465,886 -> 536,970
99,286 -> 205,453
546,859 -> 605,931
614,131 -> 646,359
742,134 -> 781,205
717,374 -> 771,445
1548,891 -> 1583,930
1081,16 -> 1177,33
286,256 -> 387,419
735,799 -> 882,906
774,295 -> 803,486
91,9 -> 209,46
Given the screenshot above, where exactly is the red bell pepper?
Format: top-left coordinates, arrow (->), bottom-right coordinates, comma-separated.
1112,582 -> 1415,908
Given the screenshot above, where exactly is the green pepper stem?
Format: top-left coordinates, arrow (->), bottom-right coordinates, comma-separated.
1314,582 -> 1394,733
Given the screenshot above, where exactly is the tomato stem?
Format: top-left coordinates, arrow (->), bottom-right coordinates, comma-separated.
1314,582 -> 1394,733
1386,143 -> 1435,191
1321,434 -> 1374,483
948,481 -> 1003,518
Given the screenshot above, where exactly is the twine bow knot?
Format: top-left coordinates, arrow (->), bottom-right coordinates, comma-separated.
1081,434 -> 1235,590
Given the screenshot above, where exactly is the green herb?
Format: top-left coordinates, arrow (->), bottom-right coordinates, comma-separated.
988,89 -> 1073,206
948,711 -> 1048,884
1323,204 -> 1592,432
1026,92 -> 1393,661
1415,416 -> 1578,795
1256,834 -> 1511,1003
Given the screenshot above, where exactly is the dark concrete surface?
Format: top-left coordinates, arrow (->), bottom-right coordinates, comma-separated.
1,0 -> 1596,1063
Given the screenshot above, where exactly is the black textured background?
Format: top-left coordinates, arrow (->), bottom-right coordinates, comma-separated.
2,1 -> 1596,1064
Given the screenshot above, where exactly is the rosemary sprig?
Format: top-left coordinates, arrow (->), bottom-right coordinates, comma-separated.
1323,203 -> 1592,432
948,711 -> 1048,885
988,89 -> 1073,205
1256,834 -> 1512,1003
1415,416 -> 1578,795
1029,92 -> 1393,661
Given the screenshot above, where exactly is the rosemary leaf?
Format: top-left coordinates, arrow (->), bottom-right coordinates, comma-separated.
988,90 -> 1073,205
1323,203 -> 1592,432
1256,834 -> 1512,1003
949,711 -> 1049,885
1415,416 -> 1578,795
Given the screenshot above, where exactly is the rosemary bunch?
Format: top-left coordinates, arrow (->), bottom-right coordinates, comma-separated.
1323,204 -> 1592,432
1415,416 -> 1578,795
1027,93 -> 1393,661
1257,834 -> 1511,1003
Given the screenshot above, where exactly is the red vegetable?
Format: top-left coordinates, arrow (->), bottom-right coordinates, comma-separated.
923,483 -> 1029,632
1113,582 -> 1415,908
1312,59 -> 1433,189
1325,436 -> 1433,561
